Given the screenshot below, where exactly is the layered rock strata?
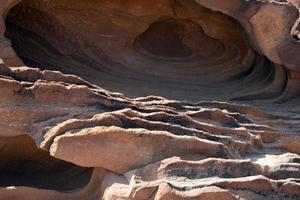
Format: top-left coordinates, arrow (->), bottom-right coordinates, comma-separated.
0,0 -> 299,199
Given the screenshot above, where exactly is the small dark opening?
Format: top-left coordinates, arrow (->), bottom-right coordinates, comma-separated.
0,135 -> 93,191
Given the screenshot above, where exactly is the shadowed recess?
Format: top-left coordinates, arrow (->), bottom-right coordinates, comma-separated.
0,135 -> 93,191
4,0 -> 285,101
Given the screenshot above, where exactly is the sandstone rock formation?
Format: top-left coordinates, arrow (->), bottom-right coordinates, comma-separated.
0,0 -> 299,199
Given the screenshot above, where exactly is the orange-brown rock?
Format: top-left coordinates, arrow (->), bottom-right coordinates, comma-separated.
0,0 -> 299,200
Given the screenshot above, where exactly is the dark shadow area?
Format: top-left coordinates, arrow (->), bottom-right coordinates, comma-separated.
0,135 -> 93,191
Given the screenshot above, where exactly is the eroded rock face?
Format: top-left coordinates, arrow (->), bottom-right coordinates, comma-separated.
2,0 -> 286,101
0,0 -> 299,200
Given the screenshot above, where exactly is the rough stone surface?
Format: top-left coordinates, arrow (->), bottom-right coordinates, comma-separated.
0,0 -> 299,200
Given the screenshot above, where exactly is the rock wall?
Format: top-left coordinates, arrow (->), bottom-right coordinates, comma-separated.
0,0 -> 299,199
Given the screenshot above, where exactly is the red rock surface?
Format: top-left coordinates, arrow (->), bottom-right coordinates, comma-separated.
0,0 -> 299,199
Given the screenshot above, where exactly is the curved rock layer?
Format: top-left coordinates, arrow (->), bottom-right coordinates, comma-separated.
0,0 -> 299,200
4,0 -> 297,101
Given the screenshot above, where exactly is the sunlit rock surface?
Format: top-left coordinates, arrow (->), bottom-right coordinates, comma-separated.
0,0 -> 299,199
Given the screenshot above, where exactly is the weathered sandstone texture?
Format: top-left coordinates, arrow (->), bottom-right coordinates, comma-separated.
0,0 -> 300,199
